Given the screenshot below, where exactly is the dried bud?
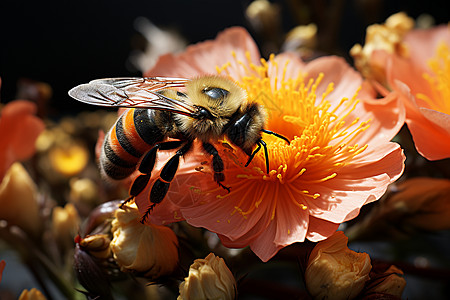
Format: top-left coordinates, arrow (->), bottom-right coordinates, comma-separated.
177,253 -> 236,300
82,200 -> 121,236
74,243 -> 112,299
350,12 -> 414,84
18,288 -> 47,300
110,203 -> 179,279
364,265 -> 406,298
52,203 -> 80,249
79,234 -> 112,260
346,178 -> 450,240
0,163 -> 41,237
305,231 -> 372,300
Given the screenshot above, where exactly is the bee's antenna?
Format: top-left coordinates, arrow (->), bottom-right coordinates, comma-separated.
261,129 -> 290,144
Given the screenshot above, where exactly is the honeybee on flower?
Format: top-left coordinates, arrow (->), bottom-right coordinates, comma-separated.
127,27 -> 406,261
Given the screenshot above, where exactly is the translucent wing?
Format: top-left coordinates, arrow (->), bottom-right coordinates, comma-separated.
68,77 -> 196,116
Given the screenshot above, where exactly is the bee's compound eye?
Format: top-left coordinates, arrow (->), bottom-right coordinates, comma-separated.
203,87 -> 229,100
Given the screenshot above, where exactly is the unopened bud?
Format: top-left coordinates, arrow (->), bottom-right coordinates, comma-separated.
305,231 -> 372,300
110,203 -> 179,279
0,163 -> 41,237
178,253 -> 236,300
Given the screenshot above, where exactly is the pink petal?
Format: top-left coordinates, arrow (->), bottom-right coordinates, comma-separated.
146,27 -> 261,79
307,142 -> 404,223
306,217 -> 339,242
303,56 -> 363,105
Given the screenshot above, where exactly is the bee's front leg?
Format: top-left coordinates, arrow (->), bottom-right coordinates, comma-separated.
202,142 -> 230,193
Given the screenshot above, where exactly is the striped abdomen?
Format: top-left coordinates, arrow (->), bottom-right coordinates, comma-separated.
100,108 -> 166,180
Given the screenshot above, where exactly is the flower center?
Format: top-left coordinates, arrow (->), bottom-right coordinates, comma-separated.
416,43 -> 450,114
210,53 -> 369,219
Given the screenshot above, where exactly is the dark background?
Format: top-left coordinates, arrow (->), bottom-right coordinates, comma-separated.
0,0 -> 448,116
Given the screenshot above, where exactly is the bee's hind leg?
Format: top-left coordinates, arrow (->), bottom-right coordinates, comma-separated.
203,142 -> 231,193
121,140 -> 184,210
141,141 -> 193,223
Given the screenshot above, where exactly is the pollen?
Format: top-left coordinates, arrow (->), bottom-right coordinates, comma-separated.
216,53 -> 370,219
416,43 -> 450,114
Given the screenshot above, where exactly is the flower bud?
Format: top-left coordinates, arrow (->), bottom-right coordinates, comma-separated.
18,288 -> 47,300
305,231 -> 372,300
110,203 -> 179,279
0,162 -> 41,237
52,203 -> 80,249
177,253 -> 236,300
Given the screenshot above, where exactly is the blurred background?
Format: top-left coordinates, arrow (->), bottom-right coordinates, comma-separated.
1,0 -> 449,116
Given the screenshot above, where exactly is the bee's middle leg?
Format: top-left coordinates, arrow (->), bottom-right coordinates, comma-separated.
203,142 -> 230,193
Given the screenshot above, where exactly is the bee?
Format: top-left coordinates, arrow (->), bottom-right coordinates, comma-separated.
69,75 -> 289,221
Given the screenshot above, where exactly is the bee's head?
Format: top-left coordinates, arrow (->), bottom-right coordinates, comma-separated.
177,76 -> 246,141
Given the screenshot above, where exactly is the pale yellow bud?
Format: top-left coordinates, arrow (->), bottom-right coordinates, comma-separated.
178,253 -> 236,300
110,203 -> 178,279
52,203 -> 80,248
0,163 -> 41,237
18,288 -> 47,300
305,231 -> 372,300
79,234 -> 112,259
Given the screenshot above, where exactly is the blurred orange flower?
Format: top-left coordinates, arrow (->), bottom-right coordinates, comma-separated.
369,23 -> 450,160
135,27 -> 405,261
0,99 -> 45,182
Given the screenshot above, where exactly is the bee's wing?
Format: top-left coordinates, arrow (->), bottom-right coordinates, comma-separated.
68,77 -> 196,116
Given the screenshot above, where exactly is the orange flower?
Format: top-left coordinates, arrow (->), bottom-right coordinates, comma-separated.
365,20 -> 450,160
135,27 -> 405,261
0,99 -> 44,182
